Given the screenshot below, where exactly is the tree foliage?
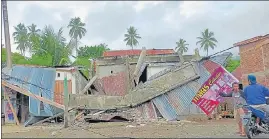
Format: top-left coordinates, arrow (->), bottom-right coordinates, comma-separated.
78,43 -> 110,58
6,19 -> 109,78
175,38 -> 189,54
196,28 -> 218,56
124,26 -> 141,50
225,59 -> 240,73
67,17 -> 87,56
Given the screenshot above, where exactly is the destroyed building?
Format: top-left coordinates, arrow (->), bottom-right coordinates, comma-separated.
1,65 -> 87,126
2,48 -> 234,125
70,49 -> 233,121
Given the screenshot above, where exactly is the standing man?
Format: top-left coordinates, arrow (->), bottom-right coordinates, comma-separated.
219,82 -> 246,137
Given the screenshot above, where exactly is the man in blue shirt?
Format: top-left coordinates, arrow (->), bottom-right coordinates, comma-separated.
244,75 -> 269,129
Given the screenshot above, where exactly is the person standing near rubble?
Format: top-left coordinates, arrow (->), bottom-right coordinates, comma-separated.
219,82 -> 246,137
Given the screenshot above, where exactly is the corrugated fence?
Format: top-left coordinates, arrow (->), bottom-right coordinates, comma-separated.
6,66 -> 58,117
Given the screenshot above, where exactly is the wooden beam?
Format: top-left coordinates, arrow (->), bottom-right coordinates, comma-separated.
2,86 -> 20,125
78,75 -> 97,95
1,81 -> 65,110
133,47 -> 147,84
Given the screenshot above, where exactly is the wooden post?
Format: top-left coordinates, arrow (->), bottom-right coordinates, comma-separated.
2,86 -> 20,125
63,73 -> 69,128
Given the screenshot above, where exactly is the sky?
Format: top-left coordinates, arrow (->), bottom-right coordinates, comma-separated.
1,1 -> 269,57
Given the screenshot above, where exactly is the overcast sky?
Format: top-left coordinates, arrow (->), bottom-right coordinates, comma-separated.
2,1 -> 269,57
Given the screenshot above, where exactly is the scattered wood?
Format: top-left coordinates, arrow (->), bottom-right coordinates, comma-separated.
79,75 -> 97,95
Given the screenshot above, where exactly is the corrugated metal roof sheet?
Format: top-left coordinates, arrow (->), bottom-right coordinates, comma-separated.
203,60 -> 220,74
152,94 -> 178,120
151,53 -> 230,120
210,52 -> 232,66
6,66 -> 58,117
103,49 -> 175,57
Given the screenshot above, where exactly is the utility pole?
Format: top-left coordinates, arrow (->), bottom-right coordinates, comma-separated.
2,0 -> 12,69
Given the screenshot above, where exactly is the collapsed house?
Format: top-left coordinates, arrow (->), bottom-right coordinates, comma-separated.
70,49 -> 233,121
1,65 -> 88,126
1,49 -> 234,125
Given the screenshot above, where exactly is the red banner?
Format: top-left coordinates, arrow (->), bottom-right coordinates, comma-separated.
192,66 -> 239,115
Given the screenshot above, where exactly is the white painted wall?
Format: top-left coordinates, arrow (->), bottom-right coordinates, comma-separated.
96,65 -> 126,78
147,66 -> 172,80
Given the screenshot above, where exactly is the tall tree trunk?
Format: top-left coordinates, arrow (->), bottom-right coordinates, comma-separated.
207,49 -> 208,56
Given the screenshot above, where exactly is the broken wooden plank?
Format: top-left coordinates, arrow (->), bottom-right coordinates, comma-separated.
32,112 -> 64,126
2,86 -> 20,125
79,75 -> 97,95
133,47 -> 147,84
2,81 -> 65,110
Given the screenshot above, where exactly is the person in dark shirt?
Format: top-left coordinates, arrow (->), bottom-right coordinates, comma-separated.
219,82 -> 246,136
243,75 -> 269,131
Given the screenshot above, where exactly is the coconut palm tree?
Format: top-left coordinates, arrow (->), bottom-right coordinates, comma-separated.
28,24 -> 41,38
12,23 -> 29,56
196,28 -> 218,56
67,17 -> 87,56
27,24 -> 41,55
175,38 -> 189,54
124,26 -> 141,50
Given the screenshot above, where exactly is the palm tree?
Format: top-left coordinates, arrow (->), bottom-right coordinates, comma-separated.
124,26 -> 141,50
27,24 -> 41,55
175,38 -> 189,54
67,17 -> 87,56
196,28 -> 218,56
12,23 -> 29,56
28,24 -> 41,38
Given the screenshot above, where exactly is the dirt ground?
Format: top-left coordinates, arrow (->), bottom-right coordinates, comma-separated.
1,119 -> 268,138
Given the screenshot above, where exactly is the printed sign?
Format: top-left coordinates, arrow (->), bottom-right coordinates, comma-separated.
192,66 -> 239,115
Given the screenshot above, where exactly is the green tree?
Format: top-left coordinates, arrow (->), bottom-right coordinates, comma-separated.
12,23 -> 30,56
27,24 -> 41,55
196,29 -> 218,56
36,25 -> 70,66
67,17 -> 87,56
124,26 -> 141,50
78,43 -> 110,58
225,59 -> 240,73
175,38 -> 189,54
75,44 -> 110,78
1,48 -> 29,65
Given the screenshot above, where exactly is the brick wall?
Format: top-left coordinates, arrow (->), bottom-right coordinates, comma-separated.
239,38 -> 269,88
101,71 -> 128,96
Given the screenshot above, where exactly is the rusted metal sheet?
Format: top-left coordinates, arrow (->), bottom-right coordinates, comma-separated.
54,80 -> 72,105
103,49 -> 175,57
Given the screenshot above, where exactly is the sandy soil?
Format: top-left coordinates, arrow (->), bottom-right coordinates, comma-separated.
1,119 -> 268,138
